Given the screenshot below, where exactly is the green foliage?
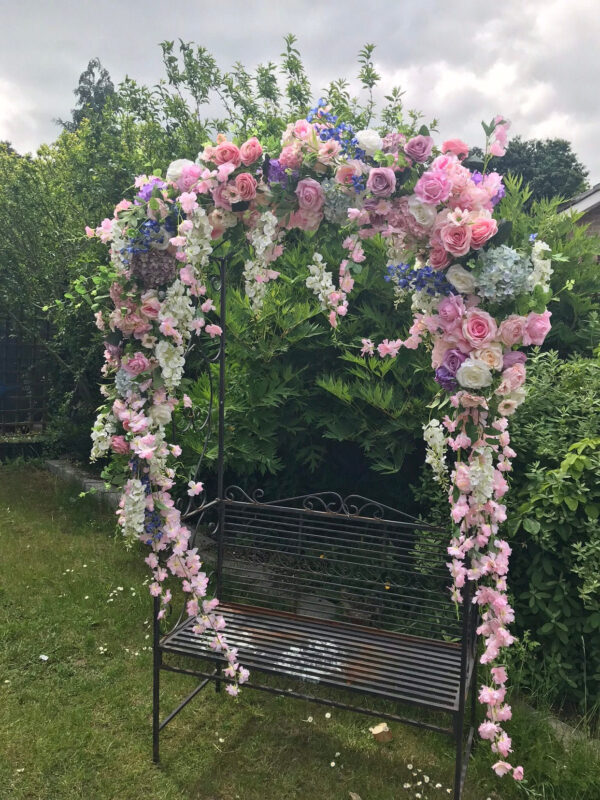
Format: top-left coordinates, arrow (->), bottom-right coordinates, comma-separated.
499,174 -> 600,354
509,437 -> 600,708
500,351 -> 600,707
177,237 -> 434,503
472,135 -> 589,203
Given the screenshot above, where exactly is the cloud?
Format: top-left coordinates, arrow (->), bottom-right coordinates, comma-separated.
0,0 -> 598,180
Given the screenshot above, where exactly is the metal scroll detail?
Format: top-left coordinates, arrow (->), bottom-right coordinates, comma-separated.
223,485 -> 443,531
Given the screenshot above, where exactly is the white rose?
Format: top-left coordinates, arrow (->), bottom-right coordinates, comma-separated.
356,129 -> 383,156
408,196 -> 437,229
456,358 -> 493,389
473,342 -> 504,371
166,159 -> 194,184
446,264 -> 477,295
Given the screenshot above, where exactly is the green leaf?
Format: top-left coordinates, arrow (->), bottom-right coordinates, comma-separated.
523,517 -> 541,534
564,496 -> 579,512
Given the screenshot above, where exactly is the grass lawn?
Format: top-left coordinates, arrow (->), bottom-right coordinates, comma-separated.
1,465 -> 599,800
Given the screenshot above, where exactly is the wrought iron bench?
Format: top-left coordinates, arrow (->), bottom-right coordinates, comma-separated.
153,487 -> 478,799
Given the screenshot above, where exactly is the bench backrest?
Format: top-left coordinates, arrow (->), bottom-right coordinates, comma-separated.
215,489 -> 462,642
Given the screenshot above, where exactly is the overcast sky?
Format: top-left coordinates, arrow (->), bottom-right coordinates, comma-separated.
2,0 -> 599,184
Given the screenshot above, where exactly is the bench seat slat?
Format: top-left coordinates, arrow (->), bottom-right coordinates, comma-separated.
160,603 -> 463,712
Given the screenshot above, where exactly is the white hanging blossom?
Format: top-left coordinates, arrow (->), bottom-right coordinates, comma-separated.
155,340 -> 186,392
117,478 -> 147,545
243,211 -> 282,310
90,410 -> 116,461
529,239 -> 553,292
423,419 -> 448,485
305,252 -> 336,309
183,207 -> 214,271
468,446 -> 495,504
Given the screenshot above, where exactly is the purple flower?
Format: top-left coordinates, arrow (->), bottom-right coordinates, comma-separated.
471,171 -> 484,185
442,348 -> 467,376
502,351 -> 527,369
404,135 -> 434,163
435,366 -> 458,392
266,159 -> 287,186
137,177 -> 166,202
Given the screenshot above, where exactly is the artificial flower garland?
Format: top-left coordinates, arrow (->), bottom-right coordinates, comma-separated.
89,103 -> 553,780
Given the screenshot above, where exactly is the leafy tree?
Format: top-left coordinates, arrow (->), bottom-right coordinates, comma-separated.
58,58 -> 115,132
472,136 -> 589,202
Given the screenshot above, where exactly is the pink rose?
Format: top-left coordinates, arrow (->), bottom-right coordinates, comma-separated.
441,138 -> 469,159
279,145 -> 303,169
178,164 -> 203,192
462,309 -> 497,348
288,208 -> 322,231
470,217 -> 498,249
335,161 -> 362,186
295,178 -> 324,212
429,246 -> 451,270
523,310 -> 552,346
123,352 -> 151,375
438,294 -> 466,326
214,141 -> 241,167
234,172 -> 257,201
140,296 -> 161,319
502,364 -> 526,392
440,223 -> 472,257
293,119 -> 313,140
111,435 -> 130,454
212,183 -> 232,210
366,167 -> 396,197
513,766 -> 524,781
404,134 -> 434,163
414,171 -> 452,205
498,315 -> 527,346
239,136 -> 263,166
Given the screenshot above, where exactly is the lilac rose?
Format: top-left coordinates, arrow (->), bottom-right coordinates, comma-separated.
404,135 -> 434,163
502,351 -> 527,369
435,366 -> 458,392
366,167 -> 397,197
442,348 -> 467,376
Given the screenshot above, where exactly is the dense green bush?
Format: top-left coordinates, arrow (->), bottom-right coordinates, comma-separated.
505,353 -> 600,707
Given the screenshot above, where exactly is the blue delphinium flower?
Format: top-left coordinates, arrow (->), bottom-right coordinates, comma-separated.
385,263 -> 454,296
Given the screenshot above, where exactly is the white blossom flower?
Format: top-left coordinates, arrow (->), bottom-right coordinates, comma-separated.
356,129 -> 383,156
456,358 -> 493,389
446,263 -> 477,295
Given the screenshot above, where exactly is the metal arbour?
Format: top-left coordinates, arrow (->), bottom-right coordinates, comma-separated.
152,253 -> 479,799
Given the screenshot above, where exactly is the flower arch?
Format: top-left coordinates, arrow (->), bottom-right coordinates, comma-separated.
89,105 -> 554,783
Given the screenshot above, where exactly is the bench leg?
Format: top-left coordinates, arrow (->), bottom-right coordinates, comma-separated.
152,598 -> 161,763
215,664 -> 222,693
453,713 -> 464,800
